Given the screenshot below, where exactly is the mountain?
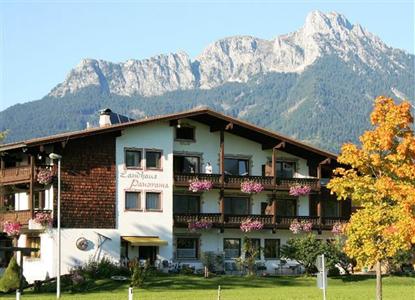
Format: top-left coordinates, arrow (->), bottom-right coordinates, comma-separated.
1,11 -> 414,152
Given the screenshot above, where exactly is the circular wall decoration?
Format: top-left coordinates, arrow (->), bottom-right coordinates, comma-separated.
76,237 -> 89,251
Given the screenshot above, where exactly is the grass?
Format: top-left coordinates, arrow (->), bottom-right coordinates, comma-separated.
0,274 -> 414,300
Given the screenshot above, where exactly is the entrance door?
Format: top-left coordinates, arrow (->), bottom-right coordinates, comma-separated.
138,246 -> 157,264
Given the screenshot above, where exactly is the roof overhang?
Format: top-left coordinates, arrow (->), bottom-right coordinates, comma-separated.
122,236 -> 168,246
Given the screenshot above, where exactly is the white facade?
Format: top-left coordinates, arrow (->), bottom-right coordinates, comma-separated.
9,117 -> 337,281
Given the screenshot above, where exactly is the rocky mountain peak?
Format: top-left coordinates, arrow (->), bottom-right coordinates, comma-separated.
48,11 -> 412,99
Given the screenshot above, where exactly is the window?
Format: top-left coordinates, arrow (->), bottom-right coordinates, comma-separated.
33,190 -> 45,210
146,150 -> 162,169
245,238 -> 261,259
125,192 -> 141,210
146,192 -> 161,211
173,194 -> 200,214
173,155 -> 200,173
276,161 -> 296,178
26,236 -> 40,259
224,238 -> 241,259
176,238 -> 198,259
176,126 -> 195,141
120,241 -> 129,259
224,158 -> 249,176
276,198 -> 297,216
264,239 -> 280,259
325,198 -> 340,218
125,149 -> 142,168
224,197 -> 249,215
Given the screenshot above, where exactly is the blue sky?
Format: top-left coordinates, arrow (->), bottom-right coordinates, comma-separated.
0,0 -> 414,111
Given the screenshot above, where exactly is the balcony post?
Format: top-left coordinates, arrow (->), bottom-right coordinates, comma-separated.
220,189 -> 225,224
272,147 -> 276,187
219,129 -> 225,185
29,155 -> 34,218
272,193 -> 277,224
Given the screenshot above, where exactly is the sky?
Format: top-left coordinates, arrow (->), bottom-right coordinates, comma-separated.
0,0 -> 414,111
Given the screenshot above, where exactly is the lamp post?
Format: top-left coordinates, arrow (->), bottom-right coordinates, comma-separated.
49,153 -> 62,299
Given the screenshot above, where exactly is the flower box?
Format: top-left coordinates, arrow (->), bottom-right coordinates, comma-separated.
188,219 -> 213,232
289,219 -> 313,234
289,184 -> 312,196
188,179 -> 213,192
37,168 -> 54,185
240,181 -> 264,194
3,221 -> 21,237
240,218 -> 264,232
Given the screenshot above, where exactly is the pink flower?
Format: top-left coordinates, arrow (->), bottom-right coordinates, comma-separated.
289,184 -> 311,196
240,218 -> 264,232
3,221 -> 21,237
188,219 -> 213,231
289,219 -> 313,234
289,219 -> 302,234
34,212 -> 53,227
37,168 -> 54,185
189,180 -> 213,192
241,181 -> 264,194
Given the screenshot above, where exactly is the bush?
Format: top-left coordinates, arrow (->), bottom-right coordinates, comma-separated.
0,256 -> 27,293
75,256 -> 130,280
201,251 -> 224,275
281,233 -> 352,275
130,260 -> 152,288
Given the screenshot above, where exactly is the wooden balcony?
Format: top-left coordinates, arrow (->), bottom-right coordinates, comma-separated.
173,173 -> 319,191
173,213 -> 348,231
0,166 -> 31,185
0,210 -> 32,225
0,209 -> 52,227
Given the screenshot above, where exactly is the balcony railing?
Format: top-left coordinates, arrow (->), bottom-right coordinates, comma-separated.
0,210 -> 32,225
174,213 -> 222,224
173,213 -> 348,230
0,166 -> 31,185
173,172 -> 319,191
0,209 -> 52,227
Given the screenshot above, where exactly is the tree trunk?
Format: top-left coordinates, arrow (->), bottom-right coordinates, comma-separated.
376,261 -> 382,300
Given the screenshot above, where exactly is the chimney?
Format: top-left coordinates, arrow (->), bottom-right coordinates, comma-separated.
99,108 -> 112,127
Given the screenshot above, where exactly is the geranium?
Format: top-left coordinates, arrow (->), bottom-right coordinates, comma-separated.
3,221 -> 21,237
37,168 -> 54,185
188,179 -> 213,192
289,219 -> 302,234
289,184 -> 312,196
289,219 -> 313,234
301,220 -> 313,232
332,222 -> 345,235
240,218 -> 264,232
188,219 -> 213,231
34,211 -> 53,227
240,181 -> 264,194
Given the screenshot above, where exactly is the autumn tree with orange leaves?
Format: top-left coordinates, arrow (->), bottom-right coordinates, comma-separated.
328,96 -> 415,300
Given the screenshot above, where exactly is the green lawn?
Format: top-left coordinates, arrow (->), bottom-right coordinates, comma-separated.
0,274 -> 414,300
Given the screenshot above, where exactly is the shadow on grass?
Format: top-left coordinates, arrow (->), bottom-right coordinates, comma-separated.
143,274 -> 316,291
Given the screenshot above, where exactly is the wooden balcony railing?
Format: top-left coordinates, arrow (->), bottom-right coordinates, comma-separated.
174,213 -> 222,224
0,210 -> 32,225
173,213 -> 348,230
224,214 -> 274,225
173,172 -> 319,191
0,209 -> 53,226
0,166 -> 31,185
277,178 -> 320,190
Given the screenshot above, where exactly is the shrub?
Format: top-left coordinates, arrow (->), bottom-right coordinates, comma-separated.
201,251 -> 224,275
235,238 -> 261,276
0,256 -> 27,293
130,260 -> 152,288
76,256 -> 130,280
281,233 -> 352,275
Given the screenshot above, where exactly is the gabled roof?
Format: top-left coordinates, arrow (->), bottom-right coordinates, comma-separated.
0,107 -> 337,160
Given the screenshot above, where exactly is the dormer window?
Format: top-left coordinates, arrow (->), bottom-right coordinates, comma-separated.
175,125 -> 195,142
